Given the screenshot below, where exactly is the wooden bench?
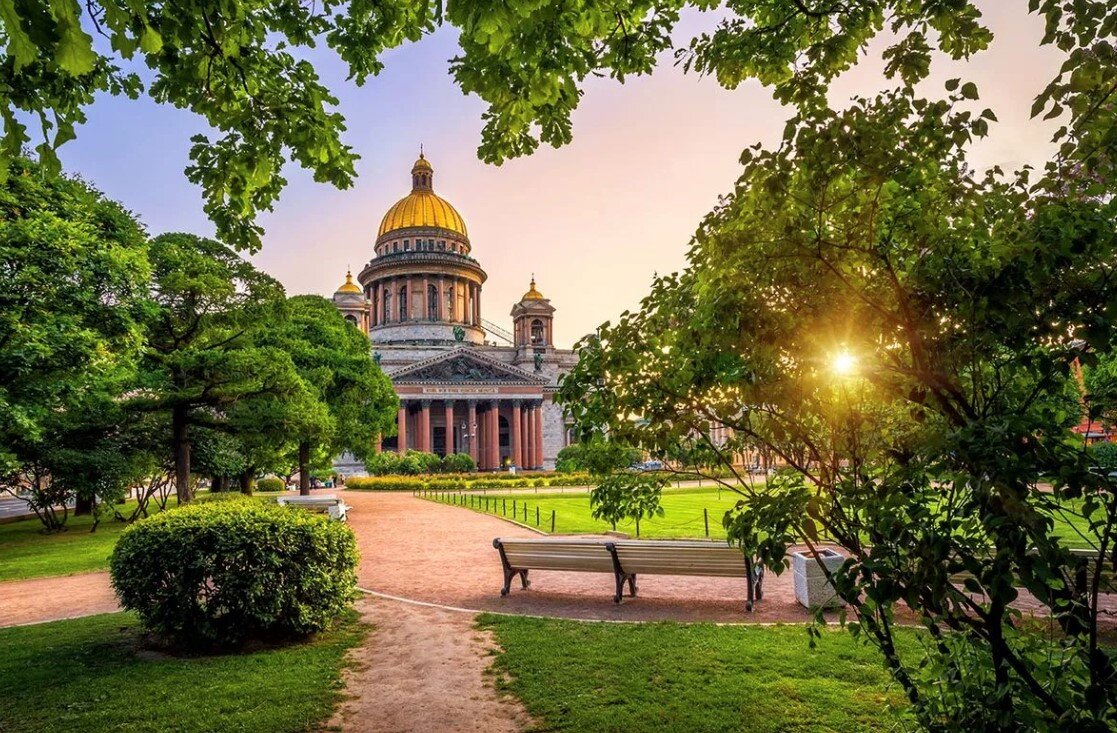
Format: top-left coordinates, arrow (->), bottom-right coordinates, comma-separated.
492,537 -> 765,611
276,494 -> 349,521
950,547 -> 1116,595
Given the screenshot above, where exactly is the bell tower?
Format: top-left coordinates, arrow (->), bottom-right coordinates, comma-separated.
512,276 -> 555,367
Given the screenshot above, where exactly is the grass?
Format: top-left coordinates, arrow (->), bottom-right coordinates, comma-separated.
429,485 -> 1102,548
0,505 -> 151,582
0,611 -> 364,732
0,493 -> 281,583
480,614 -> 912,733
429,485 -> 751,539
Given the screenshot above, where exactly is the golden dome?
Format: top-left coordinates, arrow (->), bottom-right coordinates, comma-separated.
336,269 -> 361,294
521,276 -> 545,301
377,152 -> 468,239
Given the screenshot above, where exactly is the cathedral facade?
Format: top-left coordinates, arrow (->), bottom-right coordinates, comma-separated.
332,153 -> 578,471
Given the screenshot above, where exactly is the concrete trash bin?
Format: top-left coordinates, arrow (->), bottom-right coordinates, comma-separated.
791,549 -> 846,609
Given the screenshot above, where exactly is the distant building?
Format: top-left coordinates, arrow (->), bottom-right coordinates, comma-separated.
332,152 -> 577,471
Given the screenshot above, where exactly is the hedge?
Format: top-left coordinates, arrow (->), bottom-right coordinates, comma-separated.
110,496 -> 358,648
344,472 -> 593,491
256,476 -> 286,492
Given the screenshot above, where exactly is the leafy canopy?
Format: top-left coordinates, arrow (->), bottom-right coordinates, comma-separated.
556,1 -> 1117,729
8,0 -> 1108,250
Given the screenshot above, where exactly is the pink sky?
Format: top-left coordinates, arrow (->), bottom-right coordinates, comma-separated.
60,3 -> 1065,348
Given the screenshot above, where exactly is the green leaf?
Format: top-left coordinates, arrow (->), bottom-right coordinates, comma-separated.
960,81 -> 979,100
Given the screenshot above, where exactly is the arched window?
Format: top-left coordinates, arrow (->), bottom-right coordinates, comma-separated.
399,286 -> 408,321
427,284 -> 438,320
382,290 -> 391,322
344,314 -> 358,326
445,288 -> 454,320
531,319 -> 545,345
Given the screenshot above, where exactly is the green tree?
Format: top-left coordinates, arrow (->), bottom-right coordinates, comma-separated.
556,5 -> 1117,729
0,156 -> 148,475
258,295 -> 396,495
15,0 -> 1109,254
128,233 -> 302,503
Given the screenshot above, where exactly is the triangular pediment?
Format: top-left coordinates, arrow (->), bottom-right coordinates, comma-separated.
389,348 -> 546,385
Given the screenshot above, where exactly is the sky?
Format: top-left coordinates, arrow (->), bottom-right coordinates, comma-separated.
58,2 -> 1066,348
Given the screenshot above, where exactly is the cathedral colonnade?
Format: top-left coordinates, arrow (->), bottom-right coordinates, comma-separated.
392,397 -> 545,471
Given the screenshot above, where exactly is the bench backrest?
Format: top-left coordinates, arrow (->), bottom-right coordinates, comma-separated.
278,496 -> 342,506
496,538 -> 615,573
610,540 -> 747,577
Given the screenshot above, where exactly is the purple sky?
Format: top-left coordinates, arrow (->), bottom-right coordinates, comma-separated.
58,3 -> 1064,347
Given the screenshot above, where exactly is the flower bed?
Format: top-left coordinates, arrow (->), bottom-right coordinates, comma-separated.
344,472 -> 593,491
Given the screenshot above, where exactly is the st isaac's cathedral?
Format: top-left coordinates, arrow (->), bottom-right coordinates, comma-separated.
331,152 -> 578,471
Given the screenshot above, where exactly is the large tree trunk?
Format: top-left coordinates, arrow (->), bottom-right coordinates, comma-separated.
239,467 -> 255,495
299,441 -> 311,496
172,404 -> 193,504
74,494 -> 93,515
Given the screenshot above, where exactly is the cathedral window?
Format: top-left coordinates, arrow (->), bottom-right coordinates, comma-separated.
531,319 -> 545,345
445,289 -> 453,319
383,291 -> 391,322
403,240 -> 410,251
399,287 -> 408,320
392,242 -> 399,253
427,285 -> 438,320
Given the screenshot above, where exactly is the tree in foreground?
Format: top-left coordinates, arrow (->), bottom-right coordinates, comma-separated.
554,4 -> 1117,731
257,295 -> 397,495
0,157 -> 149,527
128,233 -> 302,503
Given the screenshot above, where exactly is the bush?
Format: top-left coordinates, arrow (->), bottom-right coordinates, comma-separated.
441,452 -> 476,473
344,472 -> 593,491
110,497 -> 358,649
1090,441 -> 1117,470
256,476 -> 286,492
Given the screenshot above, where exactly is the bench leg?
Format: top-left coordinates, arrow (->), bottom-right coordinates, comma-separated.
519,569 -> 531,589
627,573 -> 638,597
613,571 -> 626,604
501,566 -> 516,596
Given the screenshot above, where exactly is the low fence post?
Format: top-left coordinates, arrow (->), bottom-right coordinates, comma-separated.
502,498 -> 507,516
550,509 -> 556,533
704,508 -> 709,538
536,506 -> 540,526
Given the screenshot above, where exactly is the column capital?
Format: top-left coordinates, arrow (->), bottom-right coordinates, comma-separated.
420,399 -> 432,408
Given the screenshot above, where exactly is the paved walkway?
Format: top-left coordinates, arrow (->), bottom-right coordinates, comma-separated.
347,490 -> 821,623
330,595 -> 531,732
0,571 -> 118,627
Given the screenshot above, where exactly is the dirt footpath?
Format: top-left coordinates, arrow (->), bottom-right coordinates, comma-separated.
330,595 -> 531,733
0,571 -> 119,627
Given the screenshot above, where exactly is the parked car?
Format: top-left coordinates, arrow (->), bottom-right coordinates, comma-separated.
631,460 -> 665,472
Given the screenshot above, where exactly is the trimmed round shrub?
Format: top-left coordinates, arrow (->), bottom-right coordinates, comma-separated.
110,497 -> 358,648
256,476 -> 285,492
441,452 -> 477,473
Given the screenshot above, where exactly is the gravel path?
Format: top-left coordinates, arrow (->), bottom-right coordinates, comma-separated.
0,571 -> 118,628
330,595 -> 531,732
346,490 -> 824,623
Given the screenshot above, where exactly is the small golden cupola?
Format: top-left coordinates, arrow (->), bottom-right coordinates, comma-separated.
521,276 -> 545,301
336,269 -> 362,294
511,274 -> 556,354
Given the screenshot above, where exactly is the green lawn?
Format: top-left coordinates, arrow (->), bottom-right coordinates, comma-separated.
0,506 -> 148,582
480,614 -> 912,732
0,494 -> 281,583
0,612 -> 364,732
429,486 -> 1101,548
430,486 -> 750,538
